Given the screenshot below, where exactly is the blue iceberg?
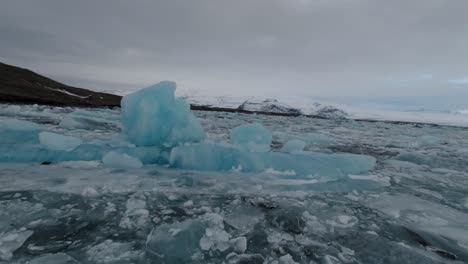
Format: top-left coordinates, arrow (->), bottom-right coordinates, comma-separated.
121,81 -> 205,147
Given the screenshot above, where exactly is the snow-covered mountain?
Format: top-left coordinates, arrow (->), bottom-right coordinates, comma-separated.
184,95 -> 350,119
237,99 -> 302,115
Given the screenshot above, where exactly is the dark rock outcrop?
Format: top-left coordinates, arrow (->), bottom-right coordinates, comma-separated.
0,62 -> 121,107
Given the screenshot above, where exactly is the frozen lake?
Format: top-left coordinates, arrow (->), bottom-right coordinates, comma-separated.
1,103 -> 468,263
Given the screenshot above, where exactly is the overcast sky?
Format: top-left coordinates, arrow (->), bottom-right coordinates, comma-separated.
1,0 -> 467,108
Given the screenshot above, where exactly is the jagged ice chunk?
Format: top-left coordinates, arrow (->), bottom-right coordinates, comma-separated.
121,81 -> 205,147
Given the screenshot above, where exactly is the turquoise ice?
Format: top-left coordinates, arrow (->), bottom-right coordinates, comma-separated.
121,81 -> 205,147
102,151 -> 143,169
39,131 -> 82,151
230,123 -> 272,152
281,139 -> 307,153
0,118 -> 40,146
170,143 -> 376,179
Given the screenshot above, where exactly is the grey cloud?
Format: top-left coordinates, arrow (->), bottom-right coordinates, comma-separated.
1,0 -> 467,100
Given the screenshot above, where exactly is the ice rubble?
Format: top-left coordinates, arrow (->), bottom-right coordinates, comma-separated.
230,123 -> 272,152
87,239 -> 143,263
121,81 -> 205,147
146,212 -> 247,262
146,218 -> 206,262
0,81 -> 376,181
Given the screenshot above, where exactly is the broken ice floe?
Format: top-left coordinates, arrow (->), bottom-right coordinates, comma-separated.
0,81 -> 377,182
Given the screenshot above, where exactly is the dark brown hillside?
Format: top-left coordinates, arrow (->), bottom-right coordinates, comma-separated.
0,62 -> 121,107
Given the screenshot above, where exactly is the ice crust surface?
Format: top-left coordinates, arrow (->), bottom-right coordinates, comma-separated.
1,86 -> 468,263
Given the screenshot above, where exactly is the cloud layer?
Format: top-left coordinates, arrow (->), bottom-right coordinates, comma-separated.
1,0 -> 467,101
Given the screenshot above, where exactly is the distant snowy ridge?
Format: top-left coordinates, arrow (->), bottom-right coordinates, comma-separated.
184,95 -> 349,119
238,99 -> 302,115
183,94 -> 468,126
307,102 -> 348,119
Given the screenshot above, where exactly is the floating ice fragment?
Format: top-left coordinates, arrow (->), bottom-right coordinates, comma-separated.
226,253 -> 265,264
230,236 -> 247,253
0,118 -> 39,131
121,81 -> 205,147
183,200 -> 194,208
281,139 -> 306,153
28,253 -> 78,264
230,123 -> 272,152
39,132 -> 82,151
59,117 -> 83,129
278,254 -> 299,264
326,215 -> 358,228
224,206 -> 264,233
170,143 -> 376,178
87,239 -> 143,263
323,255 -> 341,264
146,219 -> 206,263
119,197 -> 149,229
0,118 -> 40,145
200,213 -> 231,252
103,151 -> 143,169
0,228 -> 34,261
81,187 -> 99,197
